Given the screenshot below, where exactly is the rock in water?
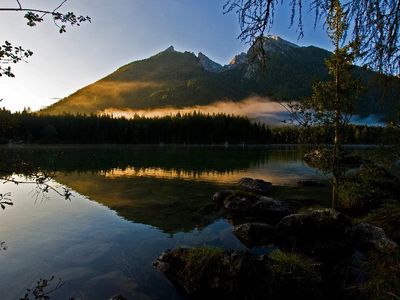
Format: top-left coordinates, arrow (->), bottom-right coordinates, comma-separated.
238,177 -> 272,194
223,192 -> 291,220
233,222 -> 276,247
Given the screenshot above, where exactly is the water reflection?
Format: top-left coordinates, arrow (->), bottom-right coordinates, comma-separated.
0,145 -> 321,234
1,145 -> 326,299
57,173 -> 222,233
0,145 -> 307,174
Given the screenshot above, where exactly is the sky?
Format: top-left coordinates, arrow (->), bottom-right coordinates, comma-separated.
0,0 -> 330,112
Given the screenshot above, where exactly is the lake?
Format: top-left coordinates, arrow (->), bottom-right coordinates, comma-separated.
0,145 -> 330,299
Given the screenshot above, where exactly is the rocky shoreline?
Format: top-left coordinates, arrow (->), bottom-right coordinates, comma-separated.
154,175 -> 400,299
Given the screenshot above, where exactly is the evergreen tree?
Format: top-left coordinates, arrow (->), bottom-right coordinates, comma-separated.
290,0 -> 363,208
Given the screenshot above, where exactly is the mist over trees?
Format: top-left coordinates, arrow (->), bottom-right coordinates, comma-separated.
0,109 -> 398,145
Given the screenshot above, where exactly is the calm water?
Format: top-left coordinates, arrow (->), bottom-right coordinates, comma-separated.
0,145 -> 327,299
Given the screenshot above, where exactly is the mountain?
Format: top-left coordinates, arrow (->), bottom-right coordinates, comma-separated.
40,36 -> 399,119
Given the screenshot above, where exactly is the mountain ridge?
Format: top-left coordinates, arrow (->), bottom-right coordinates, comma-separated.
40,36 -> 399,120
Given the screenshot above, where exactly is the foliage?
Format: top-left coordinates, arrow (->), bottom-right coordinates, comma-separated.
0,41 -> 33,77
338,163 -> 400,212
0,0 -> 90,78
1,108 -> 400,144
0,110 -> 271,144
286,0 -> 364,208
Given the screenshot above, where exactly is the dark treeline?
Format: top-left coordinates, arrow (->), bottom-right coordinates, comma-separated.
0,108 -> 398,144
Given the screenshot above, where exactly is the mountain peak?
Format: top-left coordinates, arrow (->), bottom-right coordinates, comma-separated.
247,35 -> 300,59
229,52 -> 247,66
264,35 -> 300,48
198,52 -> 223,73
163,46 -> 176,53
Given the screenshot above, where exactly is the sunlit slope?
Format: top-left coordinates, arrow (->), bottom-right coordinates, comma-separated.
41,50 -> 246,115
40,38 -> 399,118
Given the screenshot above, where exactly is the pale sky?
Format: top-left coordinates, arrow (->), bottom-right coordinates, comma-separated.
0,0 -> 330,112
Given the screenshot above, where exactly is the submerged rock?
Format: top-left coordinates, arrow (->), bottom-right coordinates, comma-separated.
233,222 -> 277,247
238,177 -> 272,194
349,223 -> 398,254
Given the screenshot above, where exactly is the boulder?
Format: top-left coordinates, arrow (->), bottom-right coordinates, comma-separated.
154,247 -> 323,299
238,177 -> 272,194
233,222 -> 276,247
349,223 -> 398,254
212,190 -> 234,205
276,209 -> 353,262
154,248 -> 270,299
223,192 -> 291,220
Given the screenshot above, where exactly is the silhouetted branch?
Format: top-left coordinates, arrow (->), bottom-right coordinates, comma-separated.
0,0 -> 90,77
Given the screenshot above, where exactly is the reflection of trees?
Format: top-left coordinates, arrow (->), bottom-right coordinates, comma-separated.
0,145 -> 306,175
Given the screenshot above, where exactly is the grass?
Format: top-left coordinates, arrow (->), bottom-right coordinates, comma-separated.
180,246 -> 224,291
358,251 -> 400,300
268,250 -> 322,299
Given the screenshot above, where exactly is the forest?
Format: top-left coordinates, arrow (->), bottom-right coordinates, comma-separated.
0,108 -> 398,145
